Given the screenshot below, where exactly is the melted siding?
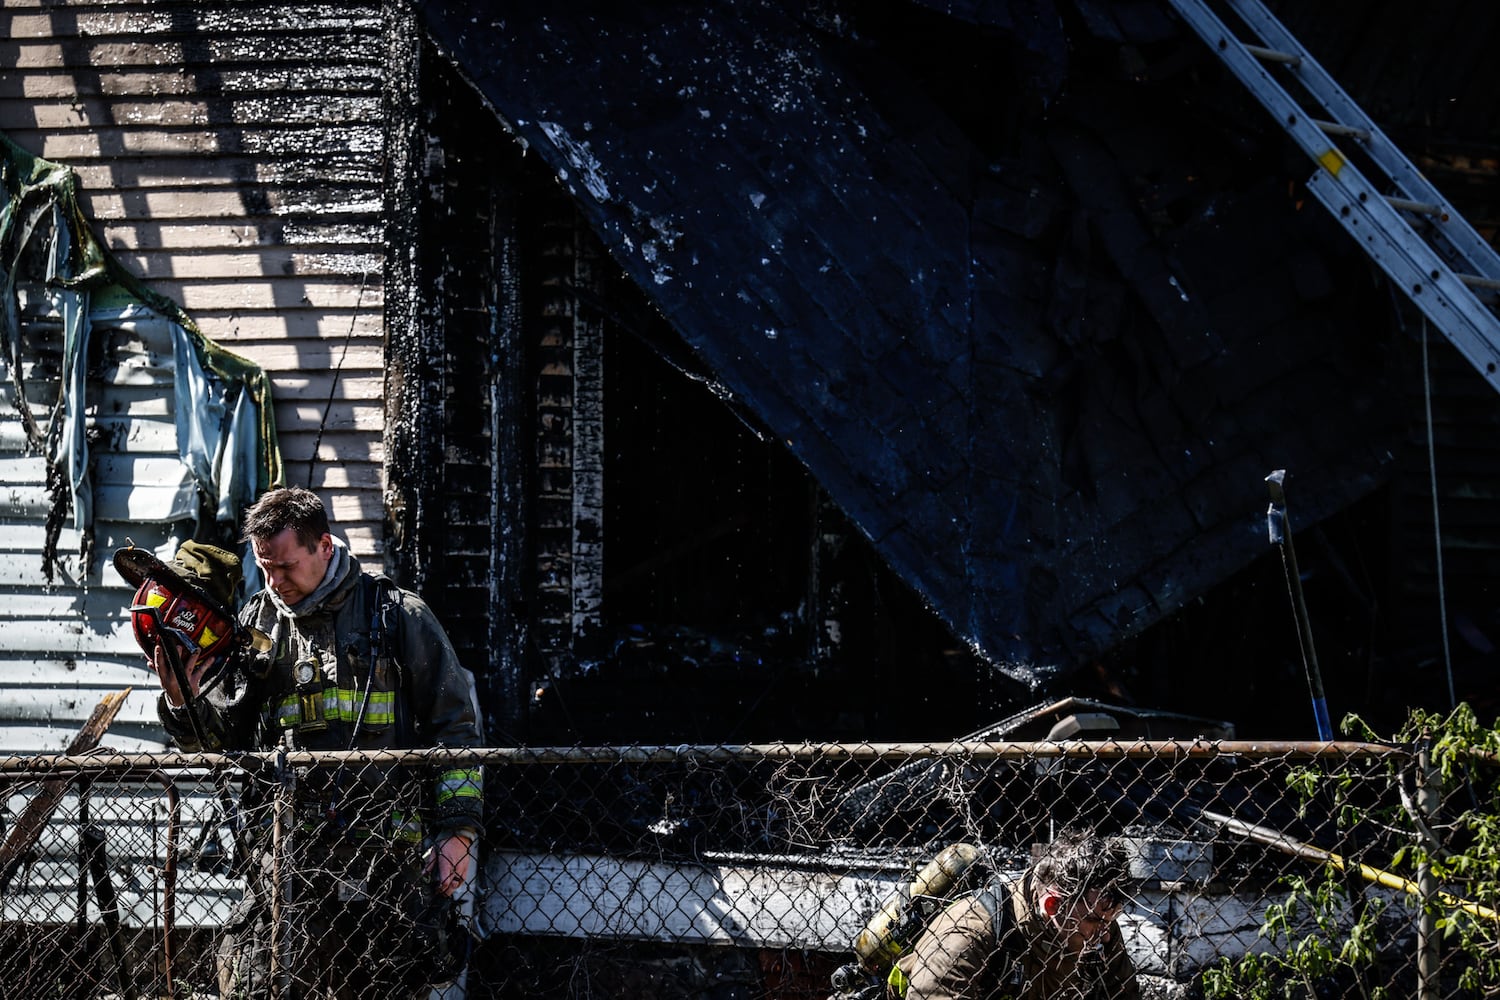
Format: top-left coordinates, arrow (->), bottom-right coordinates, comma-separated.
0,304 -> 191,752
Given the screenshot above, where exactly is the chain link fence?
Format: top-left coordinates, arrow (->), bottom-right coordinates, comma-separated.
0,735 -> 1493,999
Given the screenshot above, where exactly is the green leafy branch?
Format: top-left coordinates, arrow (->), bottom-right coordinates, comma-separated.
1204,705 -> 1500,999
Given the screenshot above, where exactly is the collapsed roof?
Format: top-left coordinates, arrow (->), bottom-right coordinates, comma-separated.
419,0 -> 1408,681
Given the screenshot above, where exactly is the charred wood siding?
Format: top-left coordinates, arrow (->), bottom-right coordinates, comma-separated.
407,50 -> 509,717
0,0 -> 387,561
415,55 -> 539,738
537,208 -> 607,669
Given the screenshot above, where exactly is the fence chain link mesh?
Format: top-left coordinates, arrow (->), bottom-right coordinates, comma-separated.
0,740 -> 1493,999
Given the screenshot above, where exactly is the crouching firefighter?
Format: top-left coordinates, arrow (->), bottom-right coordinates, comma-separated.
830,832 -> 1139,1000
128,486 -> 486,999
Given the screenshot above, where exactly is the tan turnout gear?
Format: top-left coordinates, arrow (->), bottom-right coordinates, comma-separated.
893,874 -> 1139,1000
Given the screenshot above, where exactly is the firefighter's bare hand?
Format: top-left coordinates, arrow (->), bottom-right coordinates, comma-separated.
428,832 -> 473,897
151,642 -> 213,707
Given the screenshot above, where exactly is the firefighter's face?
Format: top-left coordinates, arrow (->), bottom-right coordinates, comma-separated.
252,528 -> 333,605
1038,887 -> 1122,956
1052,888 -> 1123,955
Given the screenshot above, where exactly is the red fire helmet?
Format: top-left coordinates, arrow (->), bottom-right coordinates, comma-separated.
127,576 -> 240,659
115,544 -> 242,660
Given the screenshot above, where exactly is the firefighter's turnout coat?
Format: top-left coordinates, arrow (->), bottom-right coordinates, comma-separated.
893,874 -> 1138,1000
158,544 -> 485,840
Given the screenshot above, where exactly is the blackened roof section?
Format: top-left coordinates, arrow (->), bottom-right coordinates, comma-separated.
421,0 -> 1403,680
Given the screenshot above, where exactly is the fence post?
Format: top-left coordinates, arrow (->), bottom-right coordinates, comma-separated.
1416,735 -> 1439,1000
271,740 -> 295,999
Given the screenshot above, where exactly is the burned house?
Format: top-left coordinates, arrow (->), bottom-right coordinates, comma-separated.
2,1 -> 1498,997
405,0 -> 1500,743
2,2 -> 1499,754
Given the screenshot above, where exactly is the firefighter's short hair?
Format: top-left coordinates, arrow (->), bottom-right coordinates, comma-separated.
242,486 -> 331,550
1030,829 -> 1130,909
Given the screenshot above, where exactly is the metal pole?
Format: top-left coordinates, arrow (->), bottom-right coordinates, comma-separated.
0,738 -> 1416,775
1266,470 -> 1334,740
271,739 -> 294,999
1417,737 -> 1440,1000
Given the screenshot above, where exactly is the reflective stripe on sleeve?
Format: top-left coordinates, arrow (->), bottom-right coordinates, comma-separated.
436,768 -> 483,803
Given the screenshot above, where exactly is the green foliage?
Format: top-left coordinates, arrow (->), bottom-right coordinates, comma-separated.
1203,705 -> 1500,1000
1201,869 -> 1388,1000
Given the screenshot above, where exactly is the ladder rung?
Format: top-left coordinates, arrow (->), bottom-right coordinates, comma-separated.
1244,43 -> 1301,66
1313,119 -> 1370,140
1385,196 -> 1448,220
1459,273 -> 1500,292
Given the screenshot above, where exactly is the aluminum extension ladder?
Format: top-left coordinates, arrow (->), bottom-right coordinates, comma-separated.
1165,0 -> 1500,394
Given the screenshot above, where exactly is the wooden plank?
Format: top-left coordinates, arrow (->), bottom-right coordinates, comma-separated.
79,188 -> 380,223
0,395 -> 63,429
278,432 -> 385,464
0,689 -> 132,881
338,524 -> 384,568
0,556 -> 142,595
65,157 -> 383,192
225,338 -> 387,373
89,453 -> 195,489
281,457 -> 383,492
0,725 -> 167,755
0,557 -> 95,590
0,0 -> 173,5
16,124 -> 382,159
0,523 -> 93,554
135,280 -> 381,319
4,7 -> 381,39
0,587 -> 138,620
0,649 -> 148,687
0,691 -> 160,727
262,371 -> 384,401
94,479 -> 199,523
71,417 -> 177,453
0,619 -> 139,657
112,249 -> 383,281
7,95 -> 382,132
0,485 -> 60,522
0,455 -> 47,485
0,560 -> 146,597
198,330 -> 383,363
273,398 -> 384,434
71,220 -> 379,252
137,279 -> 383,312
54,389 -> 171,419
0,66 -> 380,100
324,494 -> 384,535
0,37 -> 381,72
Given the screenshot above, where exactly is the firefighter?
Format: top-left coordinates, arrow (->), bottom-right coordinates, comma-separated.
142,487 -> 485,998
891,830 -> 1139,1000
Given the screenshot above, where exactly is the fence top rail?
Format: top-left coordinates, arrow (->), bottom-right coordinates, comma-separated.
0,739 -> 1409,776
